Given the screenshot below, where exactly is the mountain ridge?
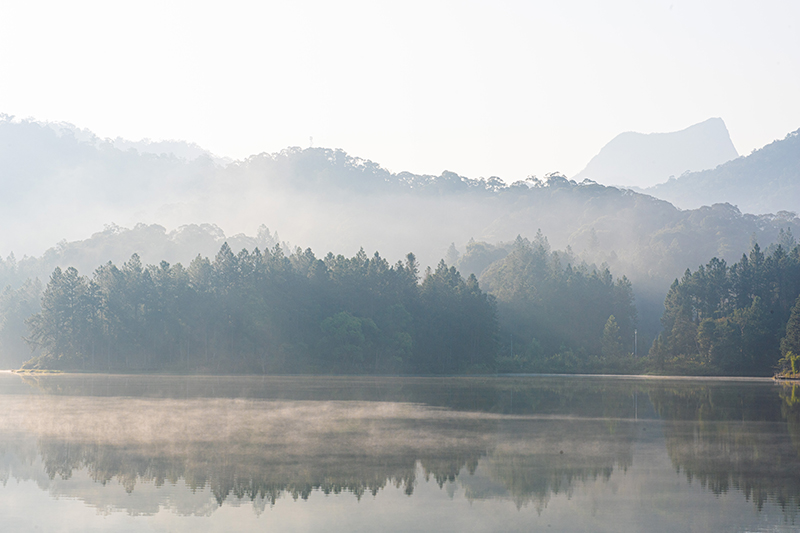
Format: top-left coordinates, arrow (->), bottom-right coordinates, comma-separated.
642,128 -> 800,214
574,118 -> 739,187
3,116 -> 800,358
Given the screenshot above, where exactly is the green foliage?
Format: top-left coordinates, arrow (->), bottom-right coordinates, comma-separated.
601,316 -> 623,358
411,262 -> 498,374
318,312 -> 376,373
456,239 -> 513,278
480,234 -> 637,372
4,118 -> 800,359
778,351 -> 800,377
22,245 -> 497,375
777,296 -> 800,378
26,267 -> 95,368
0,278 -> 42,367
652,243 -> 800,375
781,295 -> 800,358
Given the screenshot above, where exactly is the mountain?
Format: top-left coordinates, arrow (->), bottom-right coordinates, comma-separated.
1,116 -> 793,285
4,115 -> 800,351
642,129 -> 800,214
39,118 -> 231,165
574,118 -> 739,188
0,116 -> 221,256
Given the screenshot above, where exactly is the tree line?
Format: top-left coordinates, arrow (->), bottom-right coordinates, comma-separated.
650,241 -> 800,375
13,238 -> 800,376
23,244 -> 496,374
16,238 -> 645,374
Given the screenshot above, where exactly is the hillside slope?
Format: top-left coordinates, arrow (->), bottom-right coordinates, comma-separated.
643,129 -> 800,214
4,116 -> 800,352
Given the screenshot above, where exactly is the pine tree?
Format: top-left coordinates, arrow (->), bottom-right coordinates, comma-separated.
445,243 -> 460,266
601,315 -> 623,358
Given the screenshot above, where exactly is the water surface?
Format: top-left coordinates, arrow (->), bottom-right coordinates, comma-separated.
0,373 -> 798,532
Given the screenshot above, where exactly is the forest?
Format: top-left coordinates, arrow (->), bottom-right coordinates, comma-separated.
2,118 -> 800,376
479,234 -> 638,373
8,233 -> 800,376
4,116 -> 800,335
8,238 -> 637,374
18,244 -> 493,373
651,238 -> 800,376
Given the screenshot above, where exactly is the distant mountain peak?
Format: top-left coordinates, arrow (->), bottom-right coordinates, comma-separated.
574,118 -> 739,188
642,126 -> 800,214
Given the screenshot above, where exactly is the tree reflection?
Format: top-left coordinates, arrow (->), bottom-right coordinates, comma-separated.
5,375 -> 798,519
650,381 -> 800,514
0,375 -> 641,516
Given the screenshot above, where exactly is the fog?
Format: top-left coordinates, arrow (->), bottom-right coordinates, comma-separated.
2,115 -> 800,361
0,374 -> 639,514
1,374 -> 797,532
2,116 -> 796,270
2,1 -> 800,529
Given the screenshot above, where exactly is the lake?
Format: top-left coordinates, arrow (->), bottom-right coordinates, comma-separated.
0,372 -> 798,532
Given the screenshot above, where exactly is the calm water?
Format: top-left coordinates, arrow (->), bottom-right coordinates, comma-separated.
1,373 -> 799,532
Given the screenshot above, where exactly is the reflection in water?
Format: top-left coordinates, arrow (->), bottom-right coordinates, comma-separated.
0,374 -> 798,530
782,384 -> 800,459
0,395 -> 635,514
650,381 -> 800,515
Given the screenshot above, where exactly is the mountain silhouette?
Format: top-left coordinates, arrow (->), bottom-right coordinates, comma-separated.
574,118 -> 738,188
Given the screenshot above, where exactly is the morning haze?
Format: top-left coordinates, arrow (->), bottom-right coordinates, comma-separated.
1,1 -> 800,531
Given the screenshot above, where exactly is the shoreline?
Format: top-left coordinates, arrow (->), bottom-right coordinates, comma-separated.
6,370 -> 777,381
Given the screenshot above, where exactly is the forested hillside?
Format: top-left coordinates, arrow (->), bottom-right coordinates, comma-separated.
644,129 -> 800,214
0,116 -> 219,256
0,222 -> 280,290
3,117 -> 800,375
4,116 -> 798,289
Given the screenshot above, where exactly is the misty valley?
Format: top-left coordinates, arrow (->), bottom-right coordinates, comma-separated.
3,0 -> 800,530
4,118 -> 800,377
2,118 -> 800,531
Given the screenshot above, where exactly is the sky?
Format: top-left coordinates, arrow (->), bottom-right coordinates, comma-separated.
1,0 -> 799,183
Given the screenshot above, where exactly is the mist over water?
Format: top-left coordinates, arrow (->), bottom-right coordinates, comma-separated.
0,373 -> 798,531
2,3 -> 800,530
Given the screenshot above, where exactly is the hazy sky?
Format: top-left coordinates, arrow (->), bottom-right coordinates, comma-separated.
1,0 -> 798,183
